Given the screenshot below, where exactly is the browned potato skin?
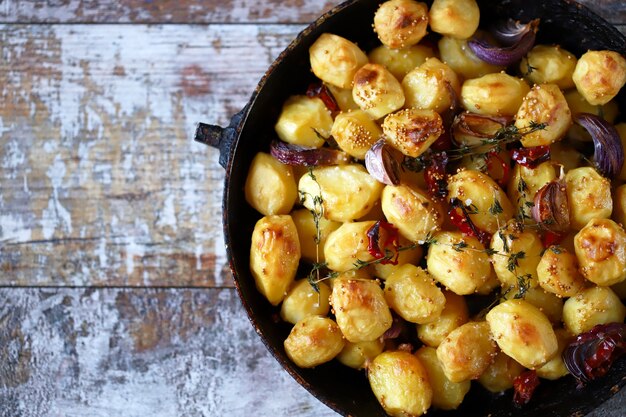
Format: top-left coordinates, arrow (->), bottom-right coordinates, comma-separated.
478,350 -> 524,393
416,346 -> 471,410
352,63 -> 405,120
428,0 -> 480,39
537,246 -> 587,298
402,57 -> 461,113
383,108 -> 444,157
250,215 -> 301,306
566,167 -> 612,230
417,291 -> 469,347
331,109 -> 383,159
374,0 -> 429,49
330,277 -> 393,342
516,84 -> 572,147
284,316 -> 345,368
563,286 -> 626,335
309,33 -> 368,89
486,299 -> 558,369
436,321 -> 497,383
384,264 -> 446,324
368,351 -> 433,417
574,218 -> 626,286
572,50 -> 626,105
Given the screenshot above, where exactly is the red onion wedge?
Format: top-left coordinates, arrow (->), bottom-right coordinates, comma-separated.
365,139 -> 402,185
574,113 -> 624,179
469,19 -> 539,66
270,140 -> 350,166
452,112 -> 512,147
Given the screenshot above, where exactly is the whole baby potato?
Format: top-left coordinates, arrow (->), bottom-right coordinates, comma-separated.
520,45 -> 577,89
290,208 -> 340,264
402,57 -> 461,113
461,73 -> 530,116
516,84 -> 572,147
478,350 -> 525,393
537,246 -> 587,297
309,33 -> 368,89
574,218 -> 626,286
353,63 -> 405,119
417,290 -> 469,347
429,0 -> 480,39
566,167 -> 612,230
280,279 -> 331,325
274,95 -> 333,148
337,339 -> 384,369
368,44 -> 435,80
368,351 -> 433,417
438,35 -> 503,79
572,50 -> 626,105
563,286 -> 626,335
245,152 -> 298,216
324,221 -> 377,272
374,0 -> 429,49
416,346 -> 471,410
331,109 -> 383,159
284,316 -> 345,368
382,108 -> 444,157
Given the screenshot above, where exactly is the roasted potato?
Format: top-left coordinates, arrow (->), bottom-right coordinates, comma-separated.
537,246 -> 587,297
535,328 -> 572,380
324,221 -> 378,272
337,339 -> 384,369
280,279 -> 332,325
572,50 -> 626,105
461,73 -> 530,116
402,57 -> 460,113
417,290 -> 469,347
331,109 -> 383,159
507,161 -> 557,222
565,167 -> 612,230
309,33 -> 368,89
564,90 -> 619,143
562,286 -> 626,335
382,108 -> 444,157
520,45 -> 577,89
416,346 -> 471,410
284,316 -> 345,368
290,208 -> 340,264
574,218 -> 626,286
374,0 -> 429,49
353,63 -> 405,119
245,152 -> 298,216
274,95 -> 333,147
368,44 -> 435,80
429,0 -> 479,39
516,84 -> 572,147
438,35 -> 504,79
478,350 -> 525,393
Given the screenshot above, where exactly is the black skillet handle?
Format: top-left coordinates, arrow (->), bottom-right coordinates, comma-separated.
194,106 -> 248,169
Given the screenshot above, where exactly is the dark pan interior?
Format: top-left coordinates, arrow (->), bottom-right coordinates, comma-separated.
221,0 -> 626,415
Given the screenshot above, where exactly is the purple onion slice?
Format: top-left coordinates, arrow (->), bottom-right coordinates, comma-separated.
574,113 -> 624,179
468,19 -> 539,66
365,139 -> 401,185
270,140 -> 350,166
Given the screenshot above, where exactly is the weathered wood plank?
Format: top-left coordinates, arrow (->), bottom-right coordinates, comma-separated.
0,24 -> 303,287
0,0 -> 623,25
0,0 -> 337,24
0,287 -> 622,417
0,288 -> 337,417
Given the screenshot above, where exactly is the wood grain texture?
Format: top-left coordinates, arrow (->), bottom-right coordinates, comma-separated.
0,288 -> 337,417
0,24 -> 303,287
0,0 -> 623,25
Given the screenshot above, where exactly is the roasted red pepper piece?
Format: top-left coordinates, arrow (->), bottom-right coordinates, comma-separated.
541,230 -> 565,248
513,370 -> 540,406
448,198 -> 491,246
306,82 -> 340,112
366,220 -> 400,265
485,150 -> 511,187
510,145 -> 550,168
424,152 -> 449,199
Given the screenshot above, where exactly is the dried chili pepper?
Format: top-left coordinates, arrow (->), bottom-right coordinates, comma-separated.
510,145 -> 550,168
424,151 -> 449,199
485,150 -> 511,187
513,369 -> 540,406
449,198 -> 491,246
366,220 -> 400,265
306,82 -> 340,112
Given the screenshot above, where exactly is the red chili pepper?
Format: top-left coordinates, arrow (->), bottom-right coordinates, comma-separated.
366,221 -> 400,265
513,370 -> 540,407
541,230 -> 565,248
448,198 -> 491,246
510,145 -> 550,168
424,152 -> 449,199
306,82 -> 340,112
485,150 -> 511,187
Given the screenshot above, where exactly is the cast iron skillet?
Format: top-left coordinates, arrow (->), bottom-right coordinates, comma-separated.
196,0 -> 626,415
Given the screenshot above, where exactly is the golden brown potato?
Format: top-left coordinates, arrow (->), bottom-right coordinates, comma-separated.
426,231 -> 492,295
299,165 -> 384,223
382,108 -> 444,157
250,215 -> 301,305
549,141 -> 582,172
563,286 -> 626,335
520,45 -> 577,89
402,57 -> 460,113
572,50 -> 626,105
416,346 -> 471,410
368,44 -> 435,81
478,350 -> 525,393
290,208 -> 340,264
429,0 -> 479,39
331,109 -> 383,159
574,218 -> 626,286
486,299 -> 558,369
564,90 -> 619,143
461,73 -> 530,116
614,184 -> 626,227
565,167 -> 612,230
280,279 -> 332,325
330,277 -> 393,342
384,264 -> 446,324
536,328 -> 572,380
438,35 -> 504,79
336,339 -> 384,369
537,246 -> 587,297
352,63 -> 405,119
245,152 -> 298,216
507,161 -> 557,222
372,237 -> 423,279
274,95 -> 334,148
368,351 -> 433,417
309,33 -> 368,89
417,290 -> 469,347
374,0 -> 429,49
324,221 -> 377,272
490,221 -> 542,291
381,183 -> 444,242
436,321 -> 497,382
503,287 -> 563,324
447,169 -> 515,234
516,84 -> 572,147
284,316 -> 345,368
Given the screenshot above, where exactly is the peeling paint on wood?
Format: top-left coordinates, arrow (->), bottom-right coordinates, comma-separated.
0,24 -> 303,286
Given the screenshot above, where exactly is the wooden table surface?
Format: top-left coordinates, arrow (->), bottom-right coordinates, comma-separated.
0,0 -> 624,416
